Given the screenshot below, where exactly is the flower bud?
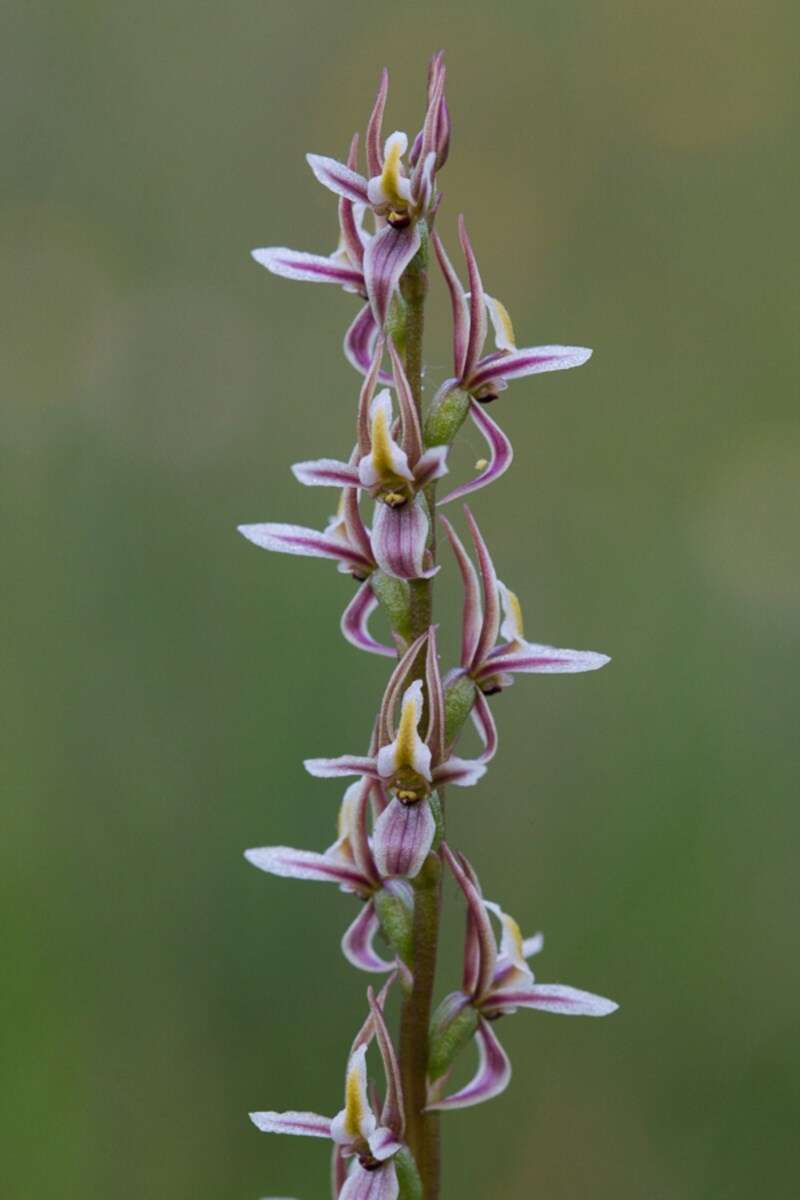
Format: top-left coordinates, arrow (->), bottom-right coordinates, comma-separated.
444,674 -> 477,746
374,882 -> 414,968
423,386 -> 471,447
428,992 -> 479,1082
394,1146 -> 424,1200
370,570 -> 413,643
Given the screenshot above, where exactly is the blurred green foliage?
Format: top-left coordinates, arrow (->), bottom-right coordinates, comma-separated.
2,2 -> 799,1197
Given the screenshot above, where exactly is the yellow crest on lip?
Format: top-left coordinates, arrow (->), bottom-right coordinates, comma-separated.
377,132 -> 409,211
343,1054 -> 368,1138
486,295 -> 517,352
370,400 -> 396,479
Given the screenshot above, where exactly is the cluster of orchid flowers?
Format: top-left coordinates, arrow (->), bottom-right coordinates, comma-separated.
241,53 -> 616,1200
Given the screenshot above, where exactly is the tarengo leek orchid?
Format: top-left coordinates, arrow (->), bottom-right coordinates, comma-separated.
440,505 -> 610,695
251,988 -> 420,1200
242,51 -> 618,1200
429,217 -> 591,505
292,344 -> 447,581
245,778 -> 412,975
305,630 -> 492,880
425,846 -> 618,1111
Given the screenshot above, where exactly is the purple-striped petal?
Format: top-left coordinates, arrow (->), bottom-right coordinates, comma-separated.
364,223 -> 421,329
244,846 -> 370,893
439,515 -> 482,668
432,756 -> 487,788
344,305 -> 394,384
387,340 -> 424,467
464,506 -> 500,672
338,133 -> 367,270
425,626 -> 445,765
479,645 -> 610,677
371,496 -> 436,581
458,217 -> 488,383
441,845 -> 497,1000
292,459 -> 360,488
307,153 -> 370,205
365,69 -> 389,179
413,445 -> 449,486
373,798 -> 435,879
339,1160 -> 399,1200
471,690 -> 497,763
469,345 -> 592,390
432,232 -> 469,380
367,987 -> 405,1137
251,247 -> 364,291
342,902 -> 395,974
238,522 -> 372,573
367,1126 -> 403,1162
341,580 -> 395,658
437,400 -> 513,506
249,1110 -> 333,1138
485,984 -> 618,1018
425,1017 -> 510,1112
304,756 -> 380,779
377,629 -> 430,745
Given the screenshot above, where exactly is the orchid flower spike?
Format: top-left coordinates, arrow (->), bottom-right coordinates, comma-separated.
427,218 -> 592,504
424,846 -> 618,1112
441,505 -> 610,697
305,56 -> 448,330
305,629 -> 492,880
245,778 -> 413,976
251,986 -> 418,1200
292,343 -> 448,581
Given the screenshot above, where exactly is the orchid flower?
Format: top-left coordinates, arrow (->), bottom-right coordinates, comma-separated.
305,55 -> 448,330
430,217 -> 592,505
251,987 -> 416,1200
425,846 -> 618,1111
245,777 -> 411,975
252,130 -> 395,383
440,505 -> 610,695
305,630 -> 492,880
292,343 -> 447,581
239,354 -> 400,657
237,492 -> 396,658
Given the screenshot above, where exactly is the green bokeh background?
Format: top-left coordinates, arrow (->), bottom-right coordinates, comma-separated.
3,3 -> 798,1197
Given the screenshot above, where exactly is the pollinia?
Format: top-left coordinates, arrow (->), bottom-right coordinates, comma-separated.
240,54 -> 617,1200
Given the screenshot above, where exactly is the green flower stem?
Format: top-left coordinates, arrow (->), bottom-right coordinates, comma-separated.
399,852 -> 442,1199
394,226 -> 442,1200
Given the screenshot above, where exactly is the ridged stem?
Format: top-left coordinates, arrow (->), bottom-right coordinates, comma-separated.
394,226 -> 443,1200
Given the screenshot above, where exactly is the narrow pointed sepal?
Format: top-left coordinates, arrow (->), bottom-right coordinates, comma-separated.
483,645 -> 611,676
292,459 -> 360,488
485,984 -> 619,1018
251,247 -> 364,291
238,523 -> 372,574
307,154 -> 370,205
244,846 -> 369,892
469,345 -> 592,390
425,1017 -> 511,1112
364,223 -> 421,329
345,304 -> 394,383
437,400 -> 513,506
305,756 -> 381,779
341,581 -> 395,657
249,1110 -> 333,1138
342,902 -> 396,974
